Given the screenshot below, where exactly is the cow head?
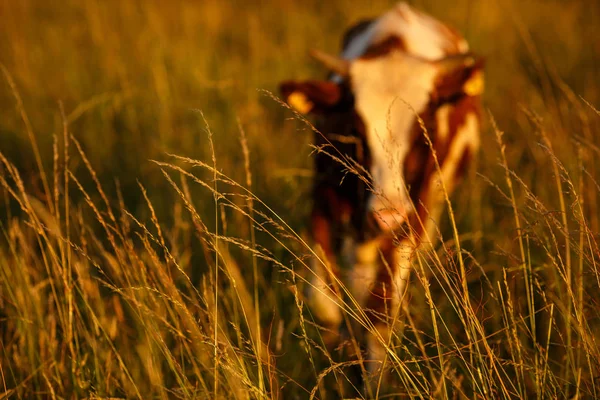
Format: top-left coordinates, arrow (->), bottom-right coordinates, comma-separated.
282,55 -> 483,230
281,2 -> 484,234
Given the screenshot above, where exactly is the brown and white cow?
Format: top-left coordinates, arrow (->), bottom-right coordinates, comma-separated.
280,2 -> 483,374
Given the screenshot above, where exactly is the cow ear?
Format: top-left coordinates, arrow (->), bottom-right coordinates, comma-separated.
462,58 -> 485,96
433,55 -> 485,100
279,80 -> 342,114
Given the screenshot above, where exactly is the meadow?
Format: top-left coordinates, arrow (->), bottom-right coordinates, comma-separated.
1,0 -> 599,398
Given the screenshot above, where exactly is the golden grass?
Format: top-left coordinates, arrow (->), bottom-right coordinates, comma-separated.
1,0 -> 599,398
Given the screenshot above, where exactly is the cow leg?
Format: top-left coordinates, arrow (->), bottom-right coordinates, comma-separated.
308,245 -> 343,327
307,213 -> 343,345
365,239 -> 414,376
348,239 -> 381,309
338,238 -> 383,396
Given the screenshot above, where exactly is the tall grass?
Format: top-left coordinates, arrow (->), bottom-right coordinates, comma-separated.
1,0 -> 599,398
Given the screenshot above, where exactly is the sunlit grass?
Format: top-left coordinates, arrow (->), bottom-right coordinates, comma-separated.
1,0 -> 599,398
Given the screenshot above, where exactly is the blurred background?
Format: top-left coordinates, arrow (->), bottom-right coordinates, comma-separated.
1,0 -> 599,398
1,0 -> 597,227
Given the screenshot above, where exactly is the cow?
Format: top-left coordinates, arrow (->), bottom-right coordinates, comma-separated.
280,2 -> 484,378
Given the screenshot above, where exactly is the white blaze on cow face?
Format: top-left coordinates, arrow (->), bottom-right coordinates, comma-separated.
350,53 -> 438,230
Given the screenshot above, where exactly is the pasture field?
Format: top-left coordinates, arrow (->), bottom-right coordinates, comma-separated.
1,0 -> 599,398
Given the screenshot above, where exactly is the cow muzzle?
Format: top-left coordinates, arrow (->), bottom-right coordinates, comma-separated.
369,198 -> 414,232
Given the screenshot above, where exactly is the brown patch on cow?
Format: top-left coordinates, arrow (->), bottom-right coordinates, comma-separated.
311,211 -> 335,261
403,101 -> 437,209
428,92 -> 482,163
455,147 -> 472,179
360,35 -> 406,60
312,108 -> 373,244
321,186 -> 353,225
404,137 -> 432,205
447,96 -> 481,145
310,98 -> 372,251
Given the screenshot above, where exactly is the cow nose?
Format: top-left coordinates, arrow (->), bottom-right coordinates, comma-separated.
369,196 -> 413,231
372,208 -> 408,231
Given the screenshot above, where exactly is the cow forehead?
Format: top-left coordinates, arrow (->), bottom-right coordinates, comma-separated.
351,54 -> 438,101
350,53 -> 437,154
342,2 -> 469,62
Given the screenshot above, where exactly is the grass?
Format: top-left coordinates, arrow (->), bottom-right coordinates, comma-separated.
1,0 -> 599,398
